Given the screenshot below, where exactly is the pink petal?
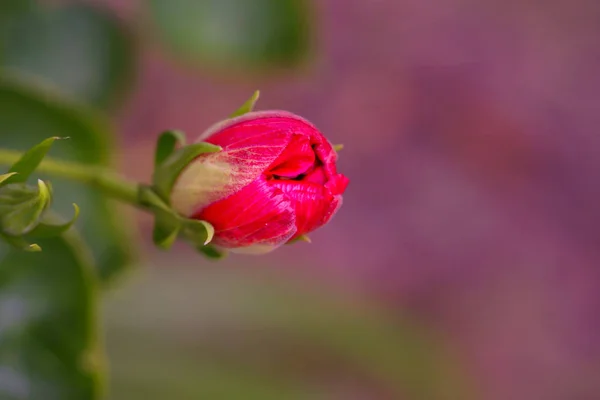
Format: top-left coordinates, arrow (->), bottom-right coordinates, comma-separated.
268,180 -> 334,238
303,166 -> 327,185
326,174 -> 350,196
195,176 -> 297,248
268,134 -> 315,178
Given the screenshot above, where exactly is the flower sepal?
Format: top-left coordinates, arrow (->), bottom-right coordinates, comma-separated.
138,184 -> 225,259
152,135 -> 222,203
0,137 -> 80,251
142,129 -> 229,258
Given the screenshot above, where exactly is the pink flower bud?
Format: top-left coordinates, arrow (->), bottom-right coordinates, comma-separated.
170,111 -> 349,254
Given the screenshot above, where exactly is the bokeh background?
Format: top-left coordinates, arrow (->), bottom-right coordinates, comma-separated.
1,0 -> 600,399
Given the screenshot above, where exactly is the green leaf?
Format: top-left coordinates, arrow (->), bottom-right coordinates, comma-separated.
0,172 -> 18,186
0,231 -> 102,400
147,0 -> 313,72
0,72 -> 133,282
154,130 -> 187,167
0,231 -> 41,252
6,136 -> 63,184
229,90 -> 260,118
27,242 -> 41,251
27,203 -> 80,238
0,3 -> 135,110
152,142 -> 221,202
0,180 -> 52,236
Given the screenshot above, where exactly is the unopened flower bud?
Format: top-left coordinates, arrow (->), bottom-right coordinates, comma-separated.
170,111 -> 349,254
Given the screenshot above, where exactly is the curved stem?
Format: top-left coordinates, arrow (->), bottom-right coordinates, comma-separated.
0,148 -> 139,205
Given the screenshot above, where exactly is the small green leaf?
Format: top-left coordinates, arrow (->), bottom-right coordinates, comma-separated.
286,234 -> 311,245
36,178 -> 51,203
230,90 -> 260,118
152,142 -> 222,202
296,234 -> 312,243
155,130 -> 187,166
0,231 -> 41,251
333,144 -> 344,152
7,136 -> 65,184
198,244 -> 227,259
27,242 -> 42,251
184,219 -> 215,246
0,172 -> 18,186
0,180 -> 52,236
28,203 -> 80,238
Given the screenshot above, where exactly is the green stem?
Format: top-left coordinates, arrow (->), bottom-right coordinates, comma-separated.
0,148 -> 139,205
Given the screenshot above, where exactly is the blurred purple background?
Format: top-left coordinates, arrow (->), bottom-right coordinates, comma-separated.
94,0 -> 600,398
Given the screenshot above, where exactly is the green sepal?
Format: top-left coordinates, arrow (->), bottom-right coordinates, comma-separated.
229,90 -> 260,118
139,185 -> 180,250
287,234 -> 311,244
0,179 -> 52,236
152,142 -> 222,203
153,213 -> 181,250
183,219 -> 214,246
27,203 -> 80,238
139,185 -> 215,251
333,144 -> 344,152
198,244 -> 227,260
0,172 -> 18,187
6,136 -> 66,184
0,232 -> 42,252
138,184 -> 173,213
155,130 -> 187,167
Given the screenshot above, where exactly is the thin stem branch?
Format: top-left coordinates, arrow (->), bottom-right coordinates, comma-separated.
0,148 -> 140,205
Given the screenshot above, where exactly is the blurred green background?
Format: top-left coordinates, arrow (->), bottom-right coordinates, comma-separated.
2,0 -> 600,399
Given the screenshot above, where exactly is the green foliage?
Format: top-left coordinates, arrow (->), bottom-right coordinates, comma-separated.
0,2 -> 135,110
0,232 -> 102,400
5,137 -> 65,184
0,137 -> 81,250
0,3 -> 130,394
147,0 -> 313,72
0,180 -> 52,237
0,75 -> 133,282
